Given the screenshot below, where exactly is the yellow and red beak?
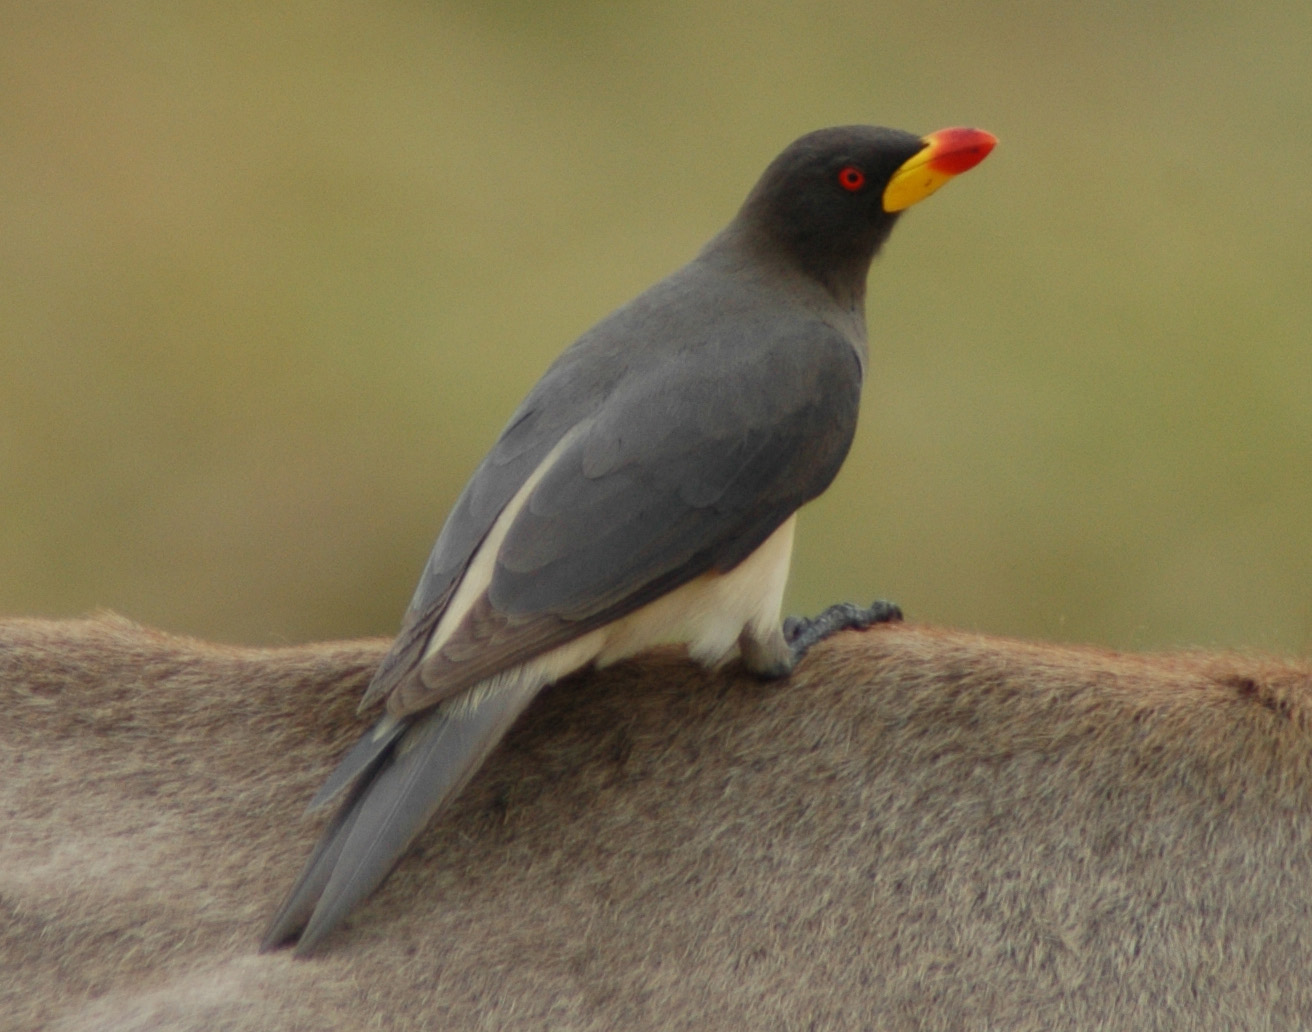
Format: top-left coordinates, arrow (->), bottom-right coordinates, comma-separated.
882,127 -> 997,213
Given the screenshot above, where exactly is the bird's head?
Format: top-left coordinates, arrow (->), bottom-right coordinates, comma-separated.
733,124 -> 996,302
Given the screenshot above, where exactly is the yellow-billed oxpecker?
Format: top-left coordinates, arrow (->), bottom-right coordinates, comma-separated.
262,124 -> 996,954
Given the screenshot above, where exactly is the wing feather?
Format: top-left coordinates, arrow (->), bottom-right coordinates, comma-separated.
392,327 -> 861,713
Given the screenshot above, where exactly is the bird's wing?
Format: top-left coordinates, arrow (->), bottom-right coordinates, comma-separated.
390,323 -> 863,714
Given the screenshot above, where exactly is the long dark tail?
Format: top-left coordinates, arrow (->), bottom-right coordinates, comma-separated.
260,677 -> 542,955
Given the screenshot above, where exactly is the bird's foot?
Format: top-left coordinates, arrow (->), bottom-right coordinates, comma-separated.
783,599 -> 903,663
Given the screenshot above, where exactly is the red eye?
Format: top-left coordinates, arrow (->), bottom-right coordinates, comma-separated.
838,166 -> 865,192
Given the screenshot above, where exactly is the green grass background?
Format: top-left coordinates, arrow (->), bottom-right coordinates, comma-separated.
3,2 -> 1310,653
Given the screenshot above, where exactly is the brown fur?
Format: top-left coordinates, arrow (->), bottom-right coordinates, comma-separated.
5,613 -> 1312,1030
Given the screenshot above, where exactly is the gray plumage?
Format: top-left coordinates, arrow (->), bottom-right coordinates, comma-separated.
262,124 -> 992,954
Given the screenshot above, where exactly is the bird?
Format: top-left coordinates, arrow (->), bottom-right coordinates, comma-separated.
261,123 -> 996,954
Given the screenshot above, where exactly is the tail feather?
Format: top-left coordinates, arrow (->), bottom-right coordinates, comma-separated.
306,712 -> 407,812
263,674 -> 545,956
260,760 -> 379,951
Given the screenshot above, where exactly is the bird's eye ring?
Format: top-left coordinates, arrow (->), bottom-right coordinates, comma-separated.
838,166 -> 866,192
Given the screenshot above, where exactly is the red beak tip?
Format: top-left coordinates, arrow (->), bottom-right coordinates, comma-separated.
928,127 -> 997,175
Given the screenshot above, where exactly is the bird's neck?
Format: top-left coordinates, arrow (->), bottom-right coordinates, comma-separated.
699,221 -> 873,318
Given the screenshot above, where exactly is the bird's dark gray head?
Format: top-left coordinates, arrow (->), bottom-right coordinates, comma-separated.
725,124 -> 996,305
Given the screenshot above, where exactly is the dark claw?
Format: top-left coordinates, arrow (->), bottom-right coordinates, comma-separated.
784,598 -> 903,660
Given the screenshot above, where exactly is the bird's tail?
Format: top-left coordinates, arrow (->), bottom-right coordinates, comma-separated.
260,674 -> 544,955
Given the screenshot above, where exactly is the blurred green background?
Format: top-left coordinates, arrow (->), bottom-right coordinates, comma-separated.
3,2 -> 1310,654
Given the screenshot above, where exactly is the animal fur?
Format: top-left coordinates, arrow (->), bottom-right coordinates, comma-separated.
4,613 -> 1312,1030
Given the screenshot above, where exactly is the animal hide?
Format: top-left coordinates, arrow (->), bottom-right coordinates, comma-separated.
5,614 -> 1312,1030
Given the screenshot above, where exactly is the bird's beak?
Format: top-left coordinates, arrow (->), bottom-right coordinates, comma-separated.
882,127 -> 997,213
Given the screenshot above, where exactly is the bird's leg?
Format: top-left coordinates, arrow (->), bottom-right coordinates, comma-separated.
740,599 -> 902,680
783,599 -> 903,664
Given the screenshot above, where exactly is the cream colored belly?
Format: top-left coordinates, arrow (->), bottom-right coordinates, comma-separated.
589,513 -> 795,668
